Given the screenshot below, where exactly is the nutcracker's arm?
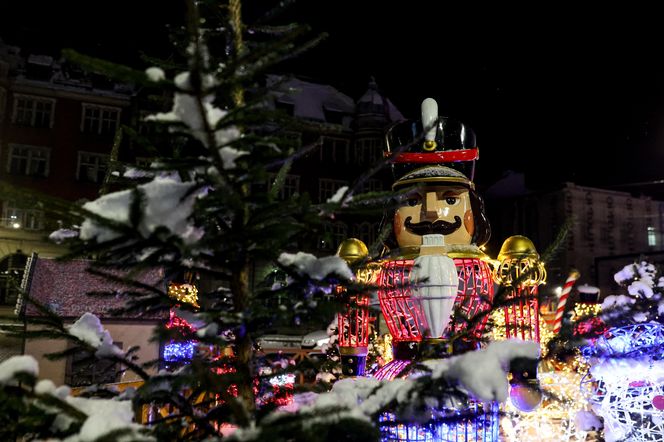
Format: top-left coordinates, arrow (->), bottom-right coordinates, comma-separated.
335,239 -> 379,376
493,235 -> 547,343
492,235 -> 547,411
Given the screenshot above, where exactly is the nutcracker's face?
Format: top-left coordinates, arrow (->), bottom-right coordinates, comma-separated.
394,185 -> 474,248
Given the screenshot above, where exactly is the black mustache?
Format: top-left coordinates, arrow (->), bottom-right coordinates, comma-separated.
405,216 -> 462,235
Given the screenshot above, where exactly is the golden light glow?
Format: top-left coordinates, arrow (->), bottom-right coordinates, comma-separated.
494,236 -> 547,287
168,283 -> 199,307
502,371 -> 591,442
369,332 -> 393,366
336,238 -> 369,265
494,257 -> 547,287
490,310 -> 554,357
573,303 -> 602,321
356,262 -> 382,285
423,140 -> 437,151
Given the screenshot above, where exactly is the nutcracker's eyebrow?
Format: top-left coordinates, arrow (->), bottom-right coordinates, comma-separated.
440,189 -> 464,197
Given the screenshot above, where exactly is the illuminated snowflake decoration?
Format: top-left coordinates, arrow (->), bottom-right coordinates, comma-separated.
502,371 -> 589,442
582,323 -> 664,442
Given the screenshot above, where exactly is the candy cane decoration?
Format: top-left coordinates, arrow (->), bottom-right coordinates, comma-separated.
553,269 -> 581,334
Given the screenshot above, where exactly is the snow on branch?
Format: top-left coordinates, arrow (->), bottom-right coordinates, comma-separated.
68,313 -> 124,357
79,176 -> 204,244
278,252 -> 353,281
435,339 -> 540,403
0,355 -> 38,384
145,71 -> 242,152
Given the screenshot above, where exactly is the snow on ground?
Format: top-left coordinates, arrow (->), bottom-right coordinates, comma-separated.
278,252 -> 353,280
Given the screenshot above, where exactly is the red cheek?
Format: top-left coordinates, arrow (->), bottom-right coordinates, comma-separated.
464,209 -> 475,236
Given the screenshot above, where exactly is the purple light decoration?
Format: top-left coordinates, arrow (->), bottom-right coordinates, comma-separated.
163,341 -> 195,362
374,359 -> 412,381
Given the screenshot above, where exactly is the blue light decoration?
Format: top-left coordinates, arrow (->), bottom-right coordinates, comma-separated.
163,341 -> 196,362
379,402 -> 499,442
582,323 -> 664,442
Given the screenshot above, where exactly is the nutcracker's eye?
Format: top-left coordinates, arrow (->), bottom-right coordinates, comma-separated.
407,198 -> 419,207
446,197 -> 458,205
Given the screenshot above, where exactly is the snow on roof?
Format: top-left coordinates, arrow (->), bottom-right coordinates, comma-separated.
577,284 -> 600,294
267,75 -> 354,122
21,257 -> 167,319
27,54 -> 53,66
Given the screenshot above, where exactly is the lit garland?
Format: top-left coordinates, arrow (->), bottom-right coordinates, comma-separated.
572,302 -> 604,337
489,310 -> 554,357
166,309 -> 195,331
163,341 -> 196,362
379,402 -> 499,442
502,371 -> 590,442
572,303 -> 601,320
168,282 -> 199,307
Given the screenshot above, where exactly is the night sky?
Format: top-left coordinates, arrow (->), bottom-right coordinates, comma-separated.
3,2 -> 664,194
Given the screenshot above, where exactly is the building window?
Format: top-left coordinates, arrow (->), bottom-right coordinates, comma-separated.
65,342 -> 123,387
81,104 -> 120,134
7,144 -> 50,177
3,203 -> 44,231
319,222 -> 347,250
319,137 -> 349,163
648,226 -> 657,247
77,151 -> 110,183
12,94 -> 55,128
359,179 -> 383,193
354,222 -> 375,246
275,100 -> 295,116
318,178 -> 348,202
323,107 -> 345,125
281,131 -> 302,148
269,174 -> 300,199
0,253 -> 27,306
354,138 -> 382,163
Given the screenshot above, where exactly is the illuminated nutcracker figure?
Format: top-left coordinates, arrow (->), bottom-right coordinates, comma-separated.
336,98 -> 546,381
